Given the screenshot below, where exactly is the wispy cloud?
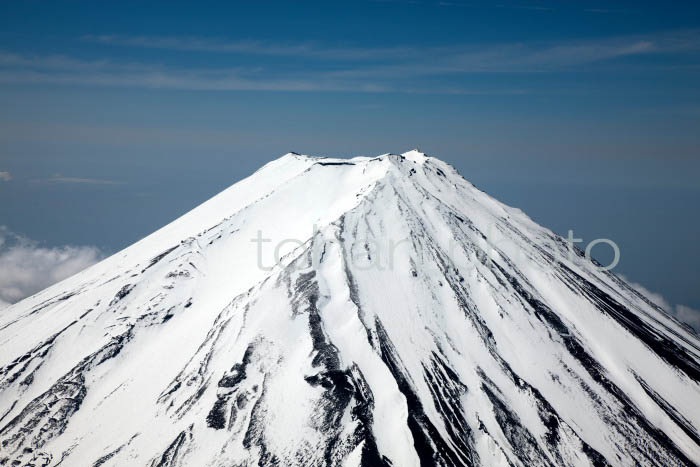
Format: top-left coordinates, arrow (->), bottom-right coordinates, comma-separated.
84,31 -> 700,68
0,226 -> 103,306
21,170 -> 123,185
1,30 -> 699,93
46,175 -> 122,185
0,51 -> 386,92
83,35 -> 413,61
0,171 -> 11,182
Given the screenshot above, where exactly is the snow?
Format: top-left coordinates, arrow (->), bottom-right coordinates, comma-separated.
0,150 -> 698,467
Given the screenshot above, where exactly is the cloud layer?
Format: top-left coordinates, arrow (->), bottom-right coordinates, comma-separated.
0,227 -> 103,306
0,171 -> 11,182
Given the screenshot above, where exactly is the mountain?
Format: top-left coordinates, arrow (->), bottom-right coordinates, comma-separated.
0,151 -> 698,467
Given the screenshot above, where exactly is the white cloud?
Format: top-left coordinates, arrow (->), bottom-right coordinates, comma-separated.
622,275 -> 700,332
622,277 -> 672,310
0,171 -> 11,182
0,226 -> 103,306
672,305 -> 700,332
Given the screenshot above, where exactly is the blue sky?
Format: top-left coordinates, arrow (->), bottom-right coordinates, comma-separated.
0,1 -> 699,322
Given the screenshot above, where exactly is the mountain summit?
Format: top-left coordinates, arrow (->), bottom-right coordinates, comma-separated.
1,151 -> 698,466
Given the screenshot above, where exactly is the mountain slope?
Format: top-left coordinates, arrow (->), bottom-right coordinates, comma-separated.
0,151 -> 698,467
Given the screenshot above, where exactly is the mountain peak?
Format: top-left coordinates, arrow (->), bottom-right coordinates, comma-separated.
402,148 -> 429,163
279,149 -> 432,167
0,152 -> 698,466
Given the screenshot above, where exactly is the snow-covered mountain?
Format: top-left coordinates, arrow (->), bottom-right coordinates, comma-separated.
1,151 -> 698,467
